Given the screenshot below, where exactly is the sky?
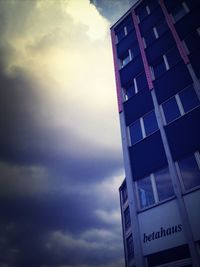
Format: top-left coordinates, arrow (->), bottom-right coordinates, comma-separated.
0,0 -> 136,266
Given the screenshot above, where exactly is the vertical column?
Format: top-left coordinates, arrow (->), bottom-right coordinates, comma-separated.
159,0 -> 200,101
131,5 -> 200,266
110,27 -> 145,267
110,29 -> 123,113
119,188 -> 128,267
131,10 -> 153,90
159,0 -> 189,64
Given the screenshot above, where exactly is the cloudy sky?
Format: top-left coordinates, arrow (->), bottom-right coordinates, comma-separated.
0,0 -> 136,266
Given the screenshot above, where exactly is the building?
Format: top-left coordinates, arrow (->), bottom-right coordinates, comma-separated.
110,0 -> 200,266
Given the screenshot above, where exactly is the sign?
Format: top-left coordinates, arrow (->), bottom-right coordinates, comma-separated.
138,199 -> 186,255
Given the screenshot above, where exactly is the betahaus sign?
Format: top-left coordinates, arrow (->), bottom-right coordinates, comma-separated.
143,224 -> 183,243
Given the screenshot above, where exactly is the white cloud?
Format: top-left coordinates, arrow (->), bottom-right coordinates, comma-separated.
2,0 -> 121,152
94,209 -> 121,225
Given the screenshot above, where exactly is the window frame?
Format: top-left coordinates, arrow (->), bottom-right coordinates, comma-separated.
128,109 -> 159,146
160,84 -> 200,125
136,167 -> 174,210
175,151 -> 200,192
123,71 -> 147,101
124,207 -> 131,231
171,2 -> 190,23
115,25 -> 128,44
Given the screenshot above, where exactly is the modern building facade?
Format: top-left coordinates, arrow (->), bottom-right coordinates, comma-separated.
110,0 -> 200,266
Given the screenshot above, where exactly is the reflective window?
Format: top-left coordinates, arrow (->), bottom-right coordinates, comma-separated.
126,84 -> 135,100
127,234 -> 134,260
144,30 -> 155,46
161,85 -> 200,124
129,109 -> 158,145
136,167 -> 175,209
154,168 -> 174,201
143,110 -> 158,137
116,28 -> 125,43
184,30 -> 200,53
157,20 -> 168,36
129,119 -> 143,145
124,207 -> 131,230
137,176 -> 155,208
121,51 -> 131,68
137,6 -> 149,21
162,97 -> 181,124
121,183 -> 128,204
172,2 -> 189,22
131,44 -> 140,59
179,85 -> 200,113
153,59 -> 167,78
136,71 -> 148,90
177,153 -> 200,190
166,47 -> 181,67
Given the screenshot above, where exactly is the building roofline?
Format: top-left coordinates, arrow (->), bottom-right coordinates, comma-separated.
110,0 -> 142,30
119,178 -> 126,191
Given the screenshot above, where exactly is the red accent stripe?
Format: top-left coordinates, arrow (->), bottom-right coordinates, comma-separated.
159,0 -> 189,65
111,29 -> 123,113
131,10 -> 154,90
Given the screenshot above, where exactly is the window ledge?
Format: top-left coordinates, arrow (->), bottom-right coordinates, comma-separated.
182,185 -> 200,196
137,195 -> 176,213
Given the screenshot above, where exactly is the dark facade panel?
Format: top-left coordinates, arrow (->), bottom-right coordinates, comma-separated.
129,131 -> 167,180
154,62 -> 192,104
120,55 -> 144,86
114,13 -> 134,34
124,88 -> 153,126
117,31 -> 137,56
189,50 -> 200,78
147,244 -> 190,267
164,0 -> 184,12
139,7 -> 164,35
185,0 -> 200,10
135,0 -> 158,18
165,106 -> 200,161
145,31 -> 174,64
175,8 -> 200,40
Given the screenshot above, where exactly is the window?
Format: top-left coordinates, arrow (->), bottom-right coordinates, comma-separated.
161,84 -> 200,125
156,20 -> 168,36
143,110 -> 159,136
184,28 -> 200,54
171,2 -> 189,22
129,110 -> 158,145
136,167 -> 174,209
154,168 -> 174,201
166,47 -> 181,68
162,96 -> 181,124
153,56 -> 168,78
129,119 -> 143,145
116,26 -> 127,43
137,5 -> 150,21
124,207 -> 131,230
179,85 -> 200,113
152,47 -> 181,79
144,29 -> 156,46
176,152 -> 200,191
124,72 -> 148,101
137,176 -> 155,208
119,45 -> 140,69
127,234 -> 134,260
121,183 -> 128,204
143,21 -> 168,47
120,49 -> 132,68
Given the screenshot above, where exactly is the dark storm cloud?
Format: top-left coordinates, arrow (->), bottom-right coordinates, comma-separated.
0,64 -> 122,182
90,0 -> 138,24
0,0 -> 124,266
0,192 -> 123,267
